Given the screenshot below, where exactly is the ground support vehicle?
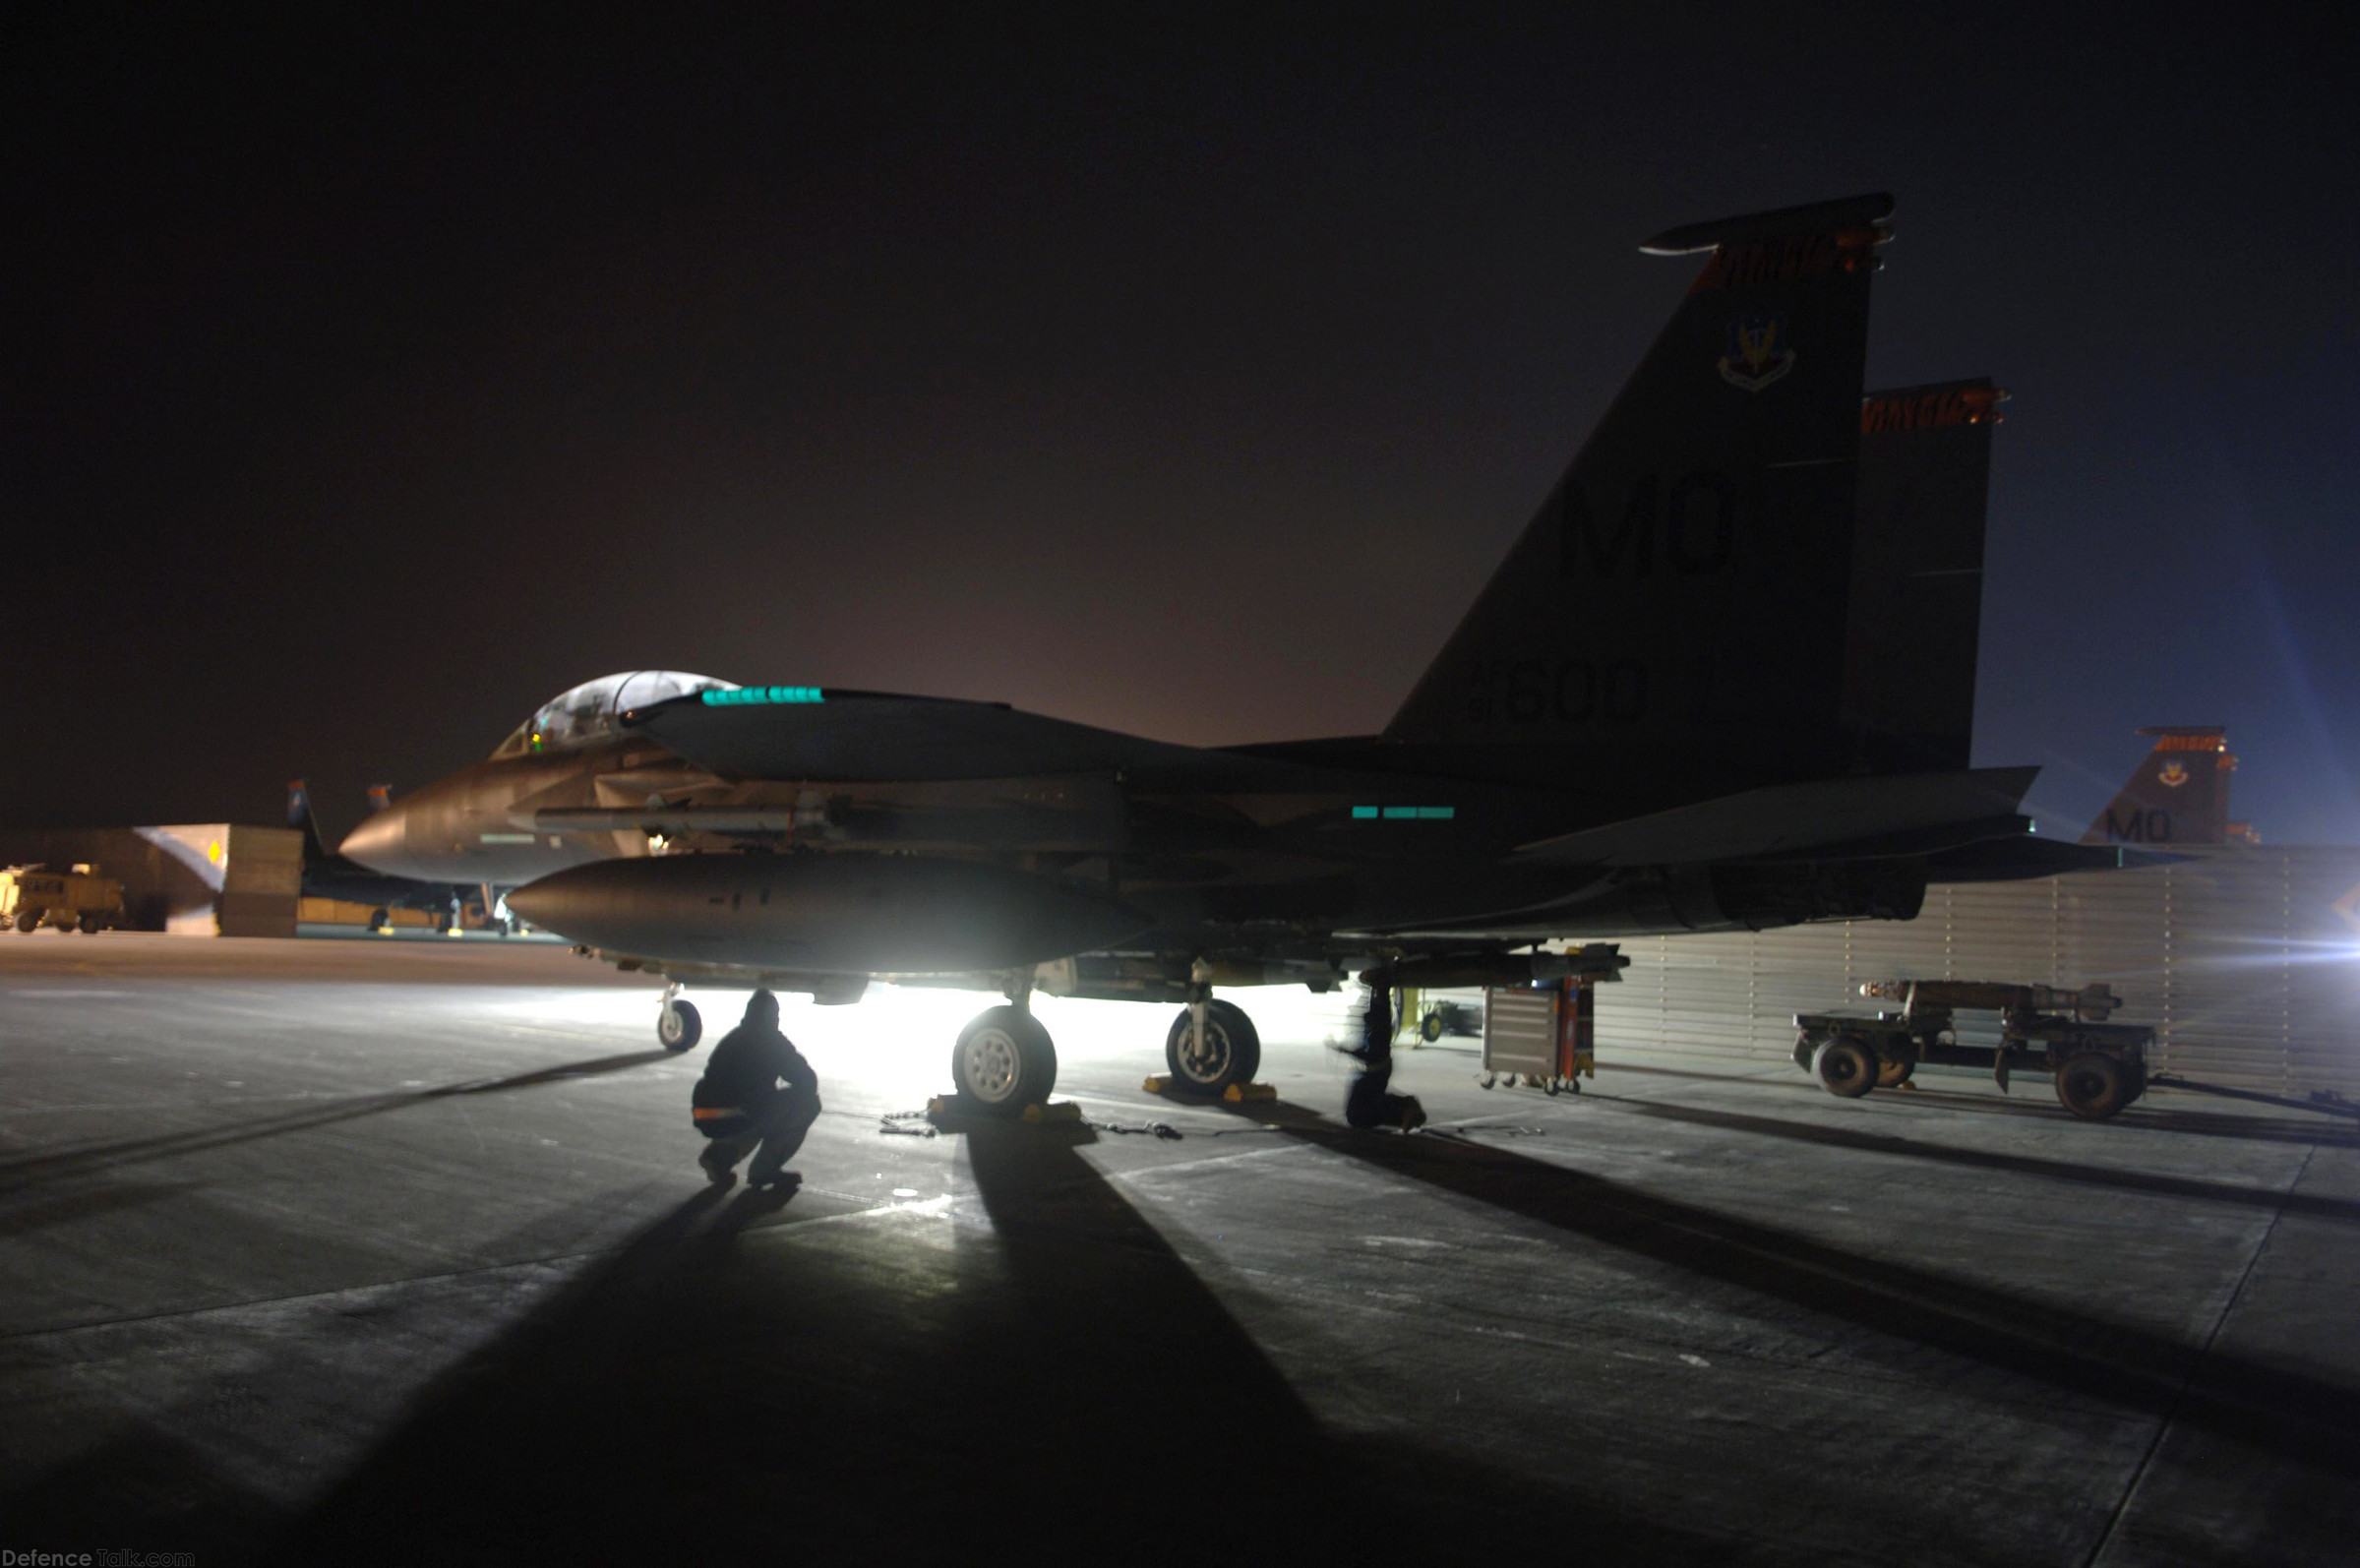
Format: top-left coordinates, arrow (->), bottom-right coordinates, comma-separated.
1793,979 -> 2154,1120
0,865 -> 126,935
1396,988 -> 1483,1045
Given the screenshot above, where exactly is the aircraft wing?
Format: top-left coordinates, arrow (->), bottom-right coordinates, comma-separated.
1511,767 -> 2039,867
622,689 -> 1202,782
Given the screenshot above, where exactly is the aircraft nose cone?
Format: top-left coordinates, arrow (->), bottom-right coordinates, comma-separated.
338,810 -> 408,874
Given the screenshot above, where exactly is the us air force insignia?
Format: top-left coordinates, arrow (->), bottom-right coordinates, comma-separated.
1718,313 -> 1795,392
2157,761 -> 2190,788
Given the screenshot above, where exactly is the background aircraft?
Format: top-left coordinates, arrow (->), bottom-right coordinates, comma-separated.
346,194 -> 2120,1112
2080,727 -> 2258,846
289,780 -> 480,932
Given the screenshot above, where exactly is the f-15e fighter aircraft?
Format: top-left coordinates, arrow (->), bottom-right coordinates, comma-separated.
342,193 -> 2113,1114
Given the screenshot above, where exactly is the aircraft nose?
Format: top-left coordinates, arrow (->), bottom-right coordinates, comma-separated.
339,808 -> 409,874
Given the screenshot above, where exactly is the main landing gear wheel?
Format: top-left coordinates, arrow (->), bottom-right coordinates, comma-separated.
1164,998 -> 1261,1097
658,998 -> 702,1054
1812,1035 -> 1878,1099
953,1005 -> 1058,1115
2055,1052 -> 2132,1120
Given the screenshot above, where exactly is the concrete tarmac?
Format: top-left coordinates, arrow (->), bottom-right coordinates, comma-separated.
0,934 -> 2353,1564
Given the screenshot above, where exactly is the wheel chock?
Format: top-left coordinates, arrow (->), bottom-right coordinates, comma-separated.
1020,1100 -> 1083,1125
926,1095 -> 955,1117
1222,1082 -> 1277,1102
1142,1074 -> 1171,1094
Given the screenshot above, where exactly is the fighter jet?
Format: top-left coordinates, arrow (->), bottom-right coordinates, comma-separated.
288,780 -> 477,932
344,194 -> 2118,1112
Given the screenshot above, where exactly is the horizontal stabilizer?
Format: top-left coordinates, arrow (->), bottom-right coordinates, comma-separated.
1640,193 -> 1894,255
1513,766 -> 2037,867
624,690 -> 1197,782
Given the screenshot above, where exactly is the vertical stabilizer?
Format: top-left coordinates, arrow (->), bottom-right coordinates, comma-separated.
1386,194 -> 1891,799
287,779 -> 327,865
1843,380 -> 2006,772
2080,727 -> 2236,844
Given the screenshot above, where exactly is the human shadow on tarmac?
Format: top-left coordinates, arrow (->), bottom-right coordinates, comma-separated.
273,1116 -> 1736,1566
1217,1098 -> 2360,1478
1582,1094 -> 2360,1222
0,1051 -> 674,1190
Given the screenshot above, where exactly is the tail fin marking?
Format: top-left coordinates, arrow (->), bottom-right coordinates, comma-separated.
1386,193 -> 1892,797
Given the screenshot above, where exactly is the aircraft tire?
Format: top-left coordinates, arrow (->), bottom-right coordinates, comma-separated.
2055,1052 -> 2131,1120
1812,1035 -> 1878,1099
658,999 -> 702,1054
954,1006 -> 1057,1114
1163,998 -> 1261,1097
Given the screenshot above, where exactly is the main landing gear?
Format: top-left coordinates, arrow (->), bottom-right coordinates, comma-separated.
1164,994 -> 1261,1098
951,974 -> 1058,1116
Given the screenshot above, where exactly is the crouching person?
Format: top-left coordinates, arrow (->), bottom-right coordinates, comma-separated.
693,990 -> 821,1190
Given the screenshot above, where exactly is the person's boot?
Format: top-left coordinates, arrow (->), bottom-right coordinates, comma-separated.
699,1145 -> 737,1188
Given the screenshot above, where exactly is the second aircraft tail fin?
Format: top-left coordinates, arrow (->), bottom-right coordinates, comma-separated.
2080,728 -> 2238,845
1840,379 -> 2006,773
288,779 -> 327,864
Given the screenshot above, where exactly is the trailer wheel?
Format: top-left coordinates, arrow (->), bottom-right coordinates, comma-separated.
1876,1052 -> 1916,1088
13,911 -> 35,934
1792,1032 -> 1820,1073
2055,1053 -> 2132,1120
1813,1036 -> 1879,1099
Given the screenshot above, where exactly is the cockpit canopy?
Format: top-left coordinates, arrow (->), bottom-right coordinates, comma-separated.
491,671 -> 737,758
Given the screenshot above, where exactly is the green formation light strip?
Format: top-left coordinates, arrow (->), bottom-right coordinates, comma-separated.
702,686 -> 825,706
1352,806 -> 1455,820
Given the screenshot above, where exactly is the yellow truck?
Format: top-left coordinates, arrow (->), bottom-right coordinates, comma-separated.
0,865 -> 125,934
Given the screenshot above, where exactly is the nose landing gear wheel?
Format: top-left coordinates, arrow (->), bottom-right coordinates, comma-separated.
953,1005 -> 1057,1115
658,998 -> 702,1053
1163,998 -> 1261,1097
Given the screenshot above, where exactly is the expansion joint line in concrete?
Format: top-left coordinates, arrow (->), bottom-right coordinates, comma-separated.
2080,1139 -> 2319,1568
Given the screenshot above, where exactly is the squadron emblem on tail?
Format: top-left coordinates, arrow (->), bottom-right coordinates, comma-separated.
1718,313 -> 1795,391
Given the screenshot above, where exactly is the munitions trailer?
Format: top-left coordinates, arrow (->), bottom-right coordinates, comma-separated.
1793,980 -> 2155,1120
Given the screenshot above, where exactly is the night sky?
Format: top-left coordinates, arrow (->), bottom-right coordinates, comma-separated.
10,8 -> 2357,843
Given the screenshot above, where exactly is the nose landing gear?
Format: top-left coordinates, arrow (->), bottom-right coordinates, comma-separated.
656,985 -> 702,1053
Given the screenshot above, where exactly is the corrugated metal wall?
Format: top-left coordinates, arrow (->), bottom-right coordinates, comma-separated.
1593,846 -> 2360,1095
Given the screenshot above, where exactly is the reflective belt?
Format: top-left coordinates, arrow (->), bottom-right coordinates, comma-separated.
693,1106 -> 749,1122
